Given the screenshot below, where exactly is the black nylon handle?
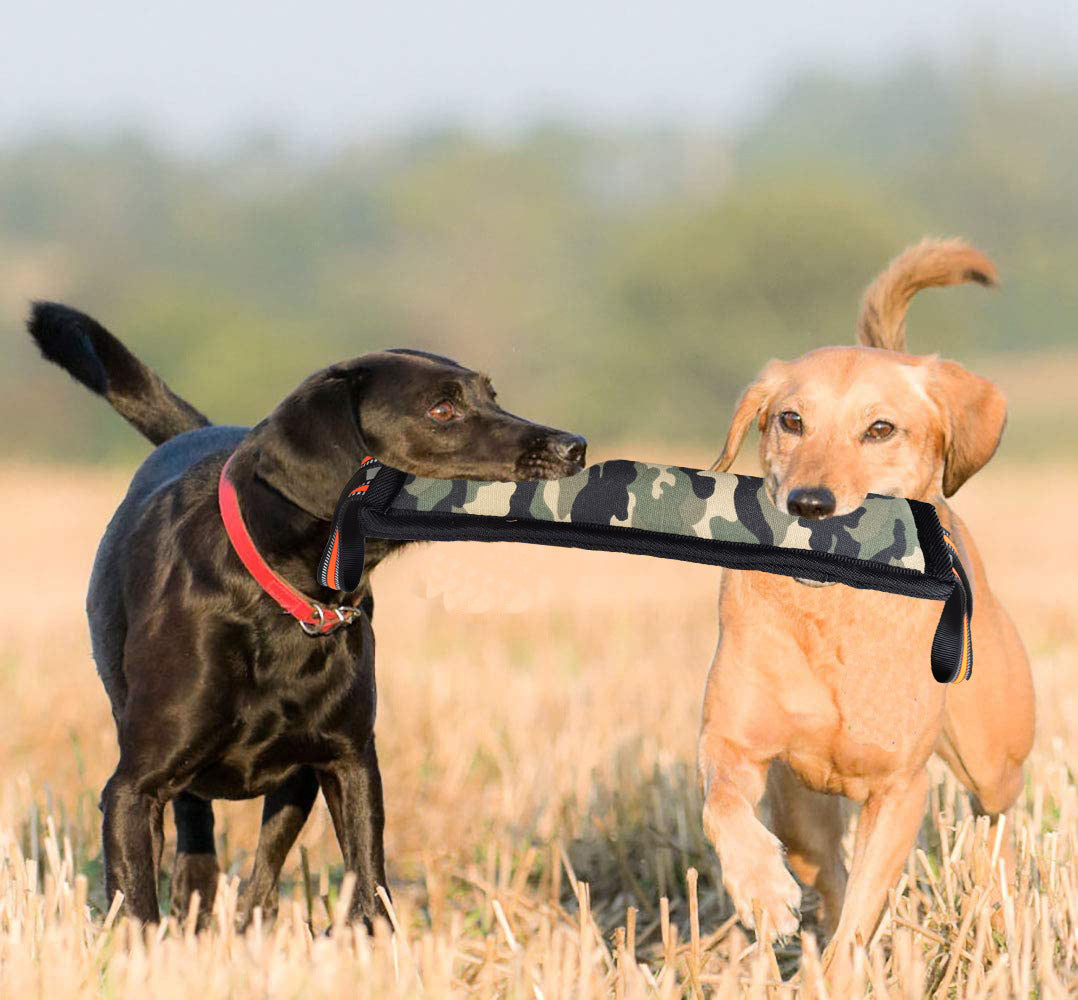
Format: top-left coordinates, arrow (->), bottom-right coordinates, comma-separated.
930,538 -> 974,683
319,457 -> 386,591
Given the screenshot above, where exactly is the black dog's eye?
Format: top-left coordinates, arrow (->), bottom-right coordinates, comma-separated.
864,420 -> 895,441
778,411 -> 803,435
428,401 -> 458,423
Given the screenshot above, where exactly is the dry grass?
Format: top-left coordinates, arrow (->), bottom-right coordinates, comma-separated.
0,458 -> 1074,997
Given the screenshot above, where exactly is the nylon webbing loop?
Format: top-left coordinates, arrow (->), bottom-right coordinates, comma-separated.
318,456 -> 387,591
930,532 -> 974,684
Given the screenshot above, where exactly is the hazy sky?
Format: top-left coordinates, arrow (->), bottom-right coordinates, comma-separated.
4,1 -> 1075,149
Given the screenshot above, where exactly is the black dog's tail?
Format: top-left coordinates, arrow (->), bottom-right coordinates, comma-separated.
27,302 -> 211,446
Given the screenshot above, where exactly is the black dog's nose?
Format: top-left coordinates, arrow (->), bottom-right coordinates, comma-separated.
787,487 -> 837,519
550,433 -> 587,469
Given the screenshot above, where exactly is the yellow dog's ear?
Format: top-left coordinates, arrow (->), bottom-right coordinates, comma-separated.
710,361 -> 785,472
928,359 -> 1008,497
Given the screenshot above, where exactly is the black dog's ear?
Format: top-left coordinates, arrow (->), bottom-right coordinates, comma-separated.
253,366 -> 369,520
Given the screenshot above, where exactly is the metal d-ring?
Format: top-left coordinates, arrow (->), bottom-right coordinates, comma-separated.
299,603 -> 362,635
299,604 -> 328,635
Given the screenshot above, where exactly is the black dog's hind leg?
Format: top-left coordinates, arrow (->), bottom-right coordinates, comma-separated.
150,798 -> 165,887
102,769 -> 162,922
238,767 -> 320,928
318,739 -> 389,928
171,792 -> 219,924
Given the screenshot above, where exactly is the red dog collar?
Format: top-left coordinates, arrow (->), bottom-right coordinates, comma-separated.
218,453 -> 360,636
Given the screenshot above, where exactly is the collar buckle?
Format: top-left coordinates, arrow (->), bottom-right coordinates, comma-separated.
298,603 -> 362,636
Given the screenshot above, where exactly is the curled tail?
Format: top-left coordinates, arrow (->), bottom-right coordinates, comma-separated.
857,238 -> 998,352
27,302 -> 210,445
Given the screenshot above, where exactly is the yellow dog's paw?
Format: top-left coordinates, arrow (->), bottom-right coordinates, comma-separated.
723,855 -> 802,939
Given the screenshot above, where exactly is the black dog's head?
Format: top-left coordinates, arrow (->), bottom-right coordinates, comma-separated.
251,348 -> 586,521
357,349 -> 585,481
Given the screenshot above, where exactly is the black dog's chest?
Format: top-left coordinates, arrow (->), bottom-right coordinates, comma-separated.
186,628 -> 376,801
189,729 -> 333,800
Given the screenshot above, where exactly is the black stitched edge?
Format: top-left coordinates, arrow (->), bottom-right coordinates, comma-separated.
905,498 -> 955,586
357,508 -> 954,601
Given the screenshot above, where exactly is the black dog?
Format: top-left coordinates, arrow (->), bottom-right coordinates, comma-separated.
29,303 -> 586,926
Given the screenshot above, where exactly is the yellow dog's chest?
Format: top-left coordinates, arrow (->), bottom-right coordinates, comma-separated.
770,585 -> 947,797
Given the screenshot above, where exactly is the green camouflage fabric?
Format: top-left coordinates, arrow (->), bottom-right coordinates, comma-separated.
390,460 -> 925,571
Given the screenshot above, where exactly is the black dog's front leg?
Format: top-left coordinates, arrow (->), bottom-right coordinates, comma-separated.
239,766 -> 320,927
102,770 -> 161,922
318,740 -> 389,928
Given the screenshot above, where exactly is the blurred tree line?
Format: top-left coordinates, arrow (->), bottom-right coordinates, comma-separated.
3,58 -> 1076,463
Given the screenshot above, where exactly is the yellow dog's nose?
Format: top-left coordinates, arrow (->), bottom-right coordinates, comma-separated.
786,487 -> 836,519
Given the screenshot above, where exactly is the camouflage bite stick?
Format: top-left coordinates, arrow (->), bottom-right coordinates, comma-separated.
318,458 -> 972,684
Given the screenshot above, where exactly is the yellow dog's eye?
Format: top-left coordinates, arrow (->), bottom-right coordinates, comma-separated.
778,411 -> 803,434
865,420 -> 895,440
